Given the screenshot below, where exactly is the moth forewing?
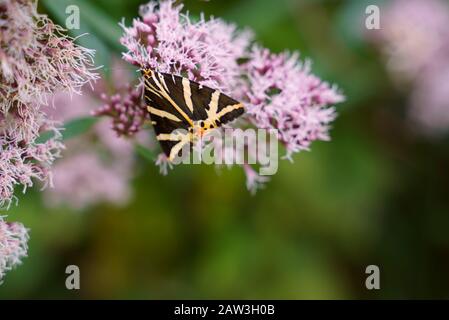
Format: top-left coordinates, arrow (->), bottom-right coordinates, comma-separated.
142,69 -> 245,161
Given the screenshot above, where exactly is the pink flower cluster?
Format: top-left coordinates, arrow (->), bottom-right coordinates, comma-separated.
120,0 -> 252,93
0,0 -> 97,208
0,216 -> 29,282
93,84 -> 148,137
44,63 -> 148,210
110,0 -> 344,191
0,127 -> 64,207
374,0 -> 449,135
243,47 -> 344,159
44,95 -> 135,210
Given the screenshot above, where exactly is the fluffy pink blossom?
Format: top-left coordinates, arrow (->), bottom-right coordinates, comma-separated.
46,150 -> 132,210
0,0 -> 97,141
93,84 -> 149,137
0,0 -> 97,208
0,126 -> 64,208
43,115 -> 136,210
120,0 -> 252,93
409,63 -> 449,134
375,0 -> 449,82
374,0 -> 449,134
44,63 -> 148,210
114,0 -> 344,191
0,216 -> 29,282
243,47 -> 344,159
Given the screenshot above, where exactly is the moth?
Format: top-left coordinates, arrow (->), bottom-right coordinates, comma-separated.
142,69 -> 245,161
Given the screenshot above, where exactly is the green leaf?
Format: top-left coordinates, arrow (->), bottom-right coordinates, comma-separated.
135,144 -> 157,162
35,130 -> 55,144
36,117 -> 99,144
62,117 -> 99,140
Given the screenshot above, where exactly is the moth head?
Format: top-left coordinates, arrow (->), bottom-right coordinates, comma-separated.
141,68 -> 153,78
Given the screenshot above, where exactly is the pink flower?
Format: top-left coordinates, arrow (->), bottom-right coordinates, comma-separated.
374,0 -> 449,82
45,151 -> 132,210
120,0 -> 252,93
0,120 -> 65,209
43,114 -> 138,210
243,47 -> 344,159
410,63 -> 449,135
373,0 -> 449,134
114,0 -> 344,191
0,0 -> 97,141
93,84 -> 149,137
0,0 -> 97,208
45,61 -> 149,210
0,216 -> 29,283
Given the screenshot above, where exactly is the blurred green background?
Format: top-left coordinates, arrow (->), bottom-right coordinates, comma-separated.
2,0 -> 449,299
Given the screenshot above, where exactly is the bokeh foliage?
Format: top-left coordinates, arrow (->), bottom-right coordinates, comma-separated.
2,0 -> 449,299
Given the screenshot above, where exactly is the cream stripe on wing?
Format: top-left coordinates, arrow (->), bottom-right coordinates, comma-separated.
158,73 -> 170,93
182,78 -> 194,113
207,90 -> 221,118
147,106 -> 182,122
169,139 -> 190,161
215,103 -> 244,119
144,79 -> 162,98
156,133 -> 191,161
157,129 -> 193,161
157,133 -> 183,141
151,72 -> 194,126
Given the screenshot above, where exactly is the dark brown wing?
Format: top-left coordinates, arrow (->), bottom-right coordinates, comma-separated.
142,69 -> 244,160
